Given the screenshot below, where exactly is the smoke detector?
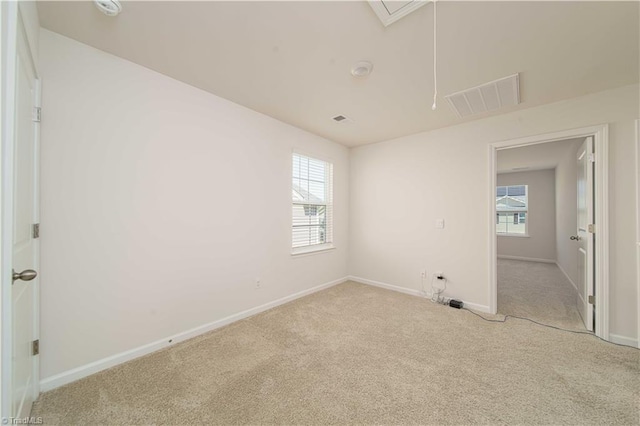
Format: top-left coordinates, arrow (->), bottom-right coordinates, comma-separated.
94,0 -> 122,16
351,61 -> 374,78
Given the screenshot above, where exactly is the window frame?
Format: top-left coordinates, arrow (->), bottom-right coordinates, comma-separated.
496,184 -> 529,237
291,151 -> 335,256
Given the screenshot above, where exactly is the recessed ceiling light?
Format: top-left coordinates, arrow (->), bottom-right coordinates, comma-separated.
94,0 -> 122,17
351,61 -> 373,78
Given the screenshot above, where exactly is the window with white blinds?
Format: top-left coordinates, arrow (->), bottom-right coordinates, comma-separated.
292,153 -> 333,252
496,185 -> 528,235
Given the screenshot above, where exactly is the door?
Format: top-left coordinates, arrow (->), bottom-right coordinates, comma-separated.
575,137 -> 594,331
10,18 -> 40,418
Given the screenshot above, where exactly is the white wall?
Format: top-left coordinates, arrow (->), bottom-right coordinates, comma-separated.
555,141 -> 581,287
497,169 -> 556,262
38,29 -> 349,381
349,83 -> 639,341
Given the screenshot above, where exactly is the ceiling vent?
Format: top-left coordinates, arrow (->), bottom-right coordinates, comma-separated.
332,115 -> 352,123
445,73 -> 520,118
368,1 -> 428,27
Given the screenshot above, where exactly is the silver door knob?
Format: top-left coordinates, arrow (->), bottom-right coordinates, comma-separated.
569,235 -> 581,241
12,269 -> 37,283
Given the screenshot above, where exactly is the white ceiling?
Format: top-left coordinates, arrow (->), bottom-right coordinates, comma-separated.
37,1 -> 639,147
497,137 -> 583,174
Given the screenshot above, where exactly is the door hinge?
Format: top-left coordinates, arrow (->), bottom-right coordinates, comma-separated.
32,339 -> 39,356
588,295 -> 595,305
588,224 -> 595,234
32,107 -> 41,123
589,153 -> 595,163
32,223 -> 40,239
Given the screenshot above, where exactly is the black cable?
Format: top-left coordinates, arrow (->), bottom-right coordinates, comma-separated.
462,307 -> 640,351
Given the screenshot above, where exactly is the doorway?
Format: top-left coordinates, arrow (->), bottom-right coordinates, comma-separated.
488,125 -> 610,340
495,138 -> 586,330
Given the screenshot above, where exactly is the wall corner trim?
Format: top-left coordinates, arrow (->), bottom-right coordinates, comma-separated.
40,276 -> 349,392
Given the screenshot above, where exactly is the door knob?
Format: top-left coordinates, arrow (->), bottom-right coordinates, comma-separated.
569,235 -> 581,241
12,269 -> 37,283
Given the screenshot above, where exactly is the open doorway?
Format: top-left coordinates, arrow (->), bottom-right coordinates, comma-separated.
488,125 -> 610,341
496,138 -> 585,330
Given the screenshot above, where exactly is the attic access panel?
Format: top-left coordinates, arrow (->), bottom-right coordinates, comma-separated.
368,0 -> 429,27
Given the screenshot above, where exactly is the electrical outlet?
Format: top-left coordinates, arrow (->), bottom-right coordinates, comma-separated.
255,278 -> 261,289
436,219 -> 445,229
420,270 -> 427,278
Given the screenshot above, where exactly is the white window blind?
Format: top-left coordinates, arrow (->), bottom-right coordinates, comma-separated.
292,153 -> 333,250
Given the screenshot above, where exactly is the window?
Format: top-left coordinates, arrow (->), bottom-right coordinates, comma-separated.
292,153 -> 333,253
496,185 -> 528,235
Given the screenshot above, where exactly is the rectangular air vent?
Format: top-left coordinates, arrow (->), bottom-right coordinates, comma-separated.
332,115 -> 352,123
368,1 -> 428,27
445,73 -> 520,118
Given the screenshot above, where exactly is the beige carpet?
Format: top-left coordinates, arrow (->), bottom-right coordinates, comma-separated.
32,281 -> 639,425
497,259 -> 585,331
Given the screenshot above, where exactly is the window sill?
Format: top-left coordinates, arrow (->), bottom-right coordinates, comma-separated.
497,233 -> 530,238
291,244 -> 335,257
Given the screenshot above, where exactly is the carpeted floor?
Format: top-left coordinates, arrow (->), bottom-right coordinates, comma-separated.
497,258 -> 585,331
32,281 -> 639,425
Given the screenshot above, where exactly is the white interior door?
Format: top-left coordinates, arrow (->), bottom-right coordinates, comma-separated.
575,137 -> 594,331
11,19 -> 40,418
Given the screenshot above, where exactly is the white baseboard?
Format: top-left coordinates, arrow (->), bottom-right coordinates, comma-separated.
348,275 -> 423,297
498,255 -> 556,263
40,276 -> 349,392
609,334 -> 638,348
451,299 -> 490,313
347,275 -> 491,313
556,262 -> 578,293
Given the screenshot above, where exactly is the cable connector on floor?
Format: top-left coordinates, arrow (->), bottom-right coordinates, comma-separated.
448,299 -> 463,309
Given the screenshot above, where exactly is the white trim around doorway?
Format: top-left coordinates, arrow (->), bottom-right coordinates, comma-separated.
635,118 -> 640,348
488,124 -> 609,341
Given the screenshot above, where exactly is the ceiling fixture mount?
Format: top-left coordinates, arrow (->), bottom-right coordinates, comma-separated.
94,0 -> 122,17
351,61 -> 374,78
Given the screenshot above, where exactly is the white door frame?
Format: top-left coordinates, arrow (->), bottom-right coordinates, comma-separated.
488,124 -> 609,341
635,118 -> 640,349
1,2 -> 40,418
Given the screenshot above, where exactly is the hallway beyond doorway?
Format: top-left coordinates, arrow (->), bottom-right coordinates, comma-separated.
498,258 -> 584,331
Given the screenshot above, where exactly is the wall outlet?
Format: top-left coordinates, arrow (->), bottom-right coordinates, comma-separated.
255,278 -> 261,289
420,270 -> 427,278
436,219 -> 445,229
